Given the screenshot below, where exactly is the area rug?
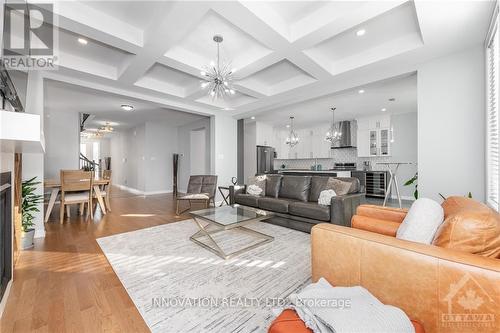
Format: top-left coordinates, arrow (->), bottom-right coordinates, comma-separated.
97,219 -> 311,333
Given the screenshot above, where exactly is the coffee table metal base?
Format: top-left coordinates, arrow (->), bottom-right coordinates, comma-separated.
190,217 -> 274,260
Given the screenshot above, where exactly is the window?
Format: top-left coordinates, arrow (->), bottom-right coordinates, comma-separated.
487,5 -> 500,212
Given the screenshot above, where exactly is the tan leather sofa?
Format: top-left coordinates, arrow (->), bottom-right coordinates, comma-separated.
311,197 -> 500,333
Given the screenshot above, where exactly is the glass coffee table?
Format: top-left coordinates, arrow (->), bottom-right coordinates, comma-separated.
189,204 -> 275,259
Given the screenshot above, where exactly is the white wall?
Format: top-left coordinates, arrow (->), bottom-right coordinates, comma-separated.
144,122 -> 178,193
190,128 -> 207,175
418,45 -> 485,202
211,115 -> 237,200
44,110 -> 79,179
24,72 -> 44,238
389,112 -> 418,198
177,118 -> 211,192
110,122 -> 180,194
244,121 -> 257,181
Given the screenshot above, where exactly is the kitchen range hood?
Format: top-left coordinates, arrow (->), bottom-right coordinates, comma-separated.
331,121 -> 357,149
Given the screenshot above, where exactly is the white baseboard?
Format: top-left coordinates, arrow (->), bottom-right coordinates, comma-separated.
115,184 -> 172,196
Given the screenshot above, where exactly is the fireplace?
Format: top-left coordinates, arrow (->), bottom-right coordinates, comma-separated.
0,172 -> 12,303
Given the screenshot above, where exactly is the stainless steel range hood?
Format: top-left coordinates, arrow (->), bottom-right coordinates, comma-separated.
331,121 -> 357,149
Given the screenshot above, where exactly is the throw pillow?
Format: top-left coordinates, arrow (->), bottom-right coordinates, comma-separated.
396,198 -> 444,244
318,189 -> 336,206
326,178 -> 352,196
247,175 -> 266,196
433,207 -> 500,258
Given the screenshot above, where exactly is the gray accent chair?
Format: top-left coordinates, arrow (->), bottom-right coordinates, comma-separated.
176,175 -> 218,215
229,175 -> 365,233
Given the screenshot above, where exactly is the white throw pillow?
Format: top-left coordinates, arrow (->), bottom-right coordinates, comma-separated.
396,198 -> 444,244
318,189 -> 336,206
246,175 -> 266,196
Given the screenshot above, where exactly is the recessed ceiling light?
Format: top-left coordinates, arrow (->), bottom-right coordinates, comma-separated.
356,29 -> 366,37
381,108 -> 387,112
286,124 -> 290,128
78,37 -> 88,45
121,104 -> 134,111
250,116 -> 255,120
358,89 -> 365,94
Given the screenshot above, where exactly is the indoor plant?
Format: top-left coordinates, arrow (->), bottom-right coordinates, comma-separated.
21,177 -> 43,249
404,172 -> 418,200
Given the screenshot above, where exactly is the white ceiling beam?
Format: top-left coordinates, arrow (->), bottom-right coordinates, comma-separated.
232,83 -> 266,99
117,2 -> 211,85
42,69 -> 218,116
52,1 -> 143,54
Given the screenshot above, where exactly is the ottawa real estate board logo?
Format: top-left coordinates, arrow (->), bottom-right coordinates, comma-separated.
2,2 -> 58,70
441,273 -> 497,331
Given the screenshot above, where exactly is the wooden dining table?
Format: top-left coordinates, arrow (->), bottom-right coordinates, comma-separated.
44,177 -> 110,222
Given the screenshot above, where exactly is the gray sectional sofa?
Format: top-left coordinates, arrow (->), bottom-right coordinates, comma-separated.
229,175 -> 365,233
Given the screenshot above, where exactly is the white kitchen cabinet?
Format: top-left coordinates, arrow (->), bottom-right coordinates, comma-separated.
356,115 -> 391,157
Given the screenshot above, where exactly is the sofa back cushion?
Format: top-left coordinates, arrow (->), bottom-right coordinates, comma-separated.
279,175 -> 311,202
309,176 -> 330,202
308,176 -> 361,201
337,177 -> 361,194
433,196 -> 500,258
265,175 -> 283,198
246,175 -> 266,196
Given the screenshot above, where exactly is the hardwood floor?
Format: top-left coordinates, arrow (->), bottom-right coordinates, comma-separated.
0,187 -> 202,333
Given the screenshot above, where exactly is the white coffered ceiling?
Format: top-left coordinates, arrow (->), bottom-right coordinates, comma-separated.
39,0 -> 494,125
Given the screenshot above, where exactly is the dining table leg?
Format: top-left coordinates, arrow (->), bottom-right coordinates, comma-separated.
93,185 -> 107,214
44,188 -> 59,223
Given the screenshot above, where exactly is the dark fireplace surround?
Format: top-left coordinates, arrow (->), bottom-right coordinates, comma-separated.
0,172 -> 12,303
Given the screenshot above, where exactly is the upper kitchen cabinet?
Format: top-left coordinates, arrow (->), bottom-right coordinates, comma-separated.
357,115 -> 391,157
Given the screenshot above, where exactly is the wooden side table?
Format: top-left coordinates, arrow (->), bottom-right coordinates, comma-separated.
218,186 -> 231,206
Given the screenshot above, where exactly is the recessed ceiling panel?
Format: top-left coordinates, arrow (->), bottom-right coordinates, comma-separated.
304,2 -> 423,75
238,59 -> 316,96
58,27 -> 134,79
135,63 -> 201,97
164,9 -> 272,72
84,1 -> 169,30
241,1 -> 363,42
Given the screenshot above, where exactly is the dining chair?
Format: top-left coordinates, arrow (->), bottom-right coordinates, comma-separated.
99,170 -> 112,212
59,170 -> 93,224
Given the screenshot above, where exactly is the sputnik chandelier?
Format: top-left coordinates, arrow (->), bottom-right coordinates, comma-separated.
200,35 -> 236,99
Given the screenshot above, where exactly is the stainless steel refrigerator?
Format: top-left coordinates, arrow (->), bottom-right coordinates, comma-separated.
256,145 -> 275,174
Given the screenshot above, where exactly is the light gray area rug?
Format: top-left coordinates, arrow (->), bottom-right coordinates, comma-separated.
97,219 -> 311,333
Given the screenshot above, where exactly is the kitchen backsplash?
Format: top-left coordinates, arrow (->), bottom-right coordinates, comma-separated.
274,148 -> 392,171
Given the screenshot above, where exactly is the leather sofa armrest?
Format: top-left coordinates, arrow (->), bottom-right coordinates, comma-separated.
330,192 -> 366,227
229,185 -> 246,205
311,223 -> 500,333
351,215 -> 400,236
356,204 -> 408,223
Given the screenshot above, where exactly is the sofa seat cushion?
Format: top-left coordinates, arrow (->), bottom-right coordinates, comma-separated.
289,202 -> 330,221
258,197 -> 291,213
234,194 -> 259,207
265,175 -> 283,198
